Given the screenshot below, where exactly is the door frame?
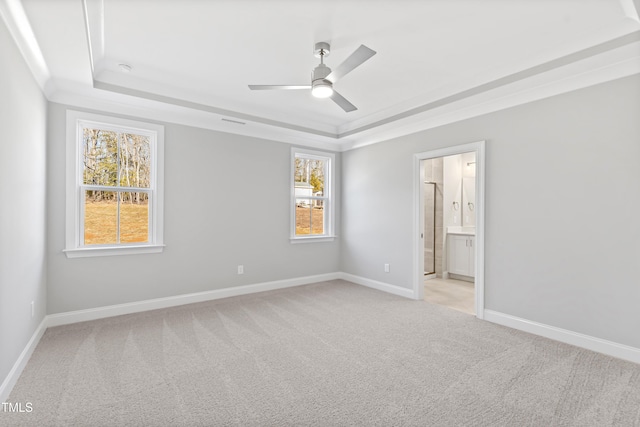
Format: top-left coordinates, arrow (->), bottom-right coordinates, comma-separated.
413,140 -> 486,319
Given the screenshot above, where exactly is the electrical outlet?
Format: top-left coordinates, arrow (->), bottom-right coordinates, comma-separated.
31,301 -> 34,318
384,263 -> 390,273
237,265 -> 244,275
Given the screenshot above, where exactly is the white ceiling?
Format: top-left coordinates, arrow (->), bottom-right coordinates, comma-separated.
3,0 -> 640,150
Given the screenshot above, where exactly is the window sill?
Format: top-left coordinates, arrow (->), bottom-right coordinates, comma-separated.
63,244 -> 165,258
290,236 -> 336,244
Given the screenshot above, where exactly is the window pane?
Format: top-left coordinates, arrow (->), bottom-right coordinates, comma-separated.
295,199 -> 312,235
83,129 -> 118,186
291,149 -> 332,240
294,157 -> 308,184
119,133 -> 151,188
120,192 -> 149,243
84,190 -> 117,244
294,157 -> 325,195
311,200 -> 325,235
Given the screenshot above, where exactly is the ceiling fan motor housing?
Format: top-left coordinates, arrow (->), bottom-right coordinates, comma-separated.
312,63 -> 333,98
313,63 -> 331,81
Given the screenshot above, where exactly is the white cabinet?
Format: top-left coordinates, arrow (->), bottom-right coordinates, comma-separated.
448,234 -> 475,278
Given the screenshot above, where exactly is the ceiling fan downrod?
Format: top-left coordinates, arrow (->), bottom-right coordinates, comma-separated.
311,43 -> 333,98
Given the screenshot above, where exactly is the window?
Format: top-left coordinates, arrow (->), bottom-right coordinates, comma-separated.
291,147 -> 335,242
65,111 -> 164,257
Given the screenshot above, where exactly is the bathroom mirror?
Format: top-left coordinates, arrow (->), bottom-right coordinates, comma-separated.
462,177 -> 476,227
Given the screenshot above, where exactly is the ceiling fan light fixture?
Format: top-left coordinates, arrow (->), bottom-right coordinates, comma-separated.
311,80 -> 333,98
248,41 -> 376,112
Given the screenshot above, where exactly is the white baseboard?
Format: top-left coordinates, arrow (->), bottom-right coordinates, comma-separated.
338,272 -> 416,299
46,271 -> 419,329
6,277 -> 637,405
0,317 -> 47,403
484,309 -> 640,364
448,273 -> 474,283
47,272 -> 340,327
2,273 -> 341,401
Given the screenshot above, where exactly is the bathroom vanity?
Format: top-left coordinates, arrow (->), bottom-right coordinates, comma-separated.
447,228 -> 475,280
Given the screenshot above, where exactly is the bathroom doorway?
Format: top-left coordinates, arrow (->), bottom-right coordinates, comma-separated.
413,141 -> 485,319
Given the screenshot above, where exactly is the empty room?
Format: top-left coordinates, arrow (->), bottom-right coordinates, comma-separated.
1,0 -> 640,425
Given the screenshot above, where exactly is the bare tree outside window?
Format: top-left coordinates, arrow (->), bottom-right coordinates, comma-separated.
82,128 -> 151,245
294,155 -> 327,236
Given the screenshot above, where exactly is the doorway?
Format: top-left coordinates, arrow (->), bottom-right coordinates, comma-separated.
413,141 -> 485,319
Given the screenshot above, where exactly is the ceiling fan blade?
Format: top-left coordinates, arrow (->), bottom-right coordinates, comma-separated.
330,90 -> 357,112
326,45 -> 376,83
248,85 -> 311,90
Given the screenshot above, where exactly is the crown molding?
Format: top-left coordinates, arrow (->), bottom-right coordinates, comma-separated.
620,0 -> 640,22
339,38 -> 640,151
76,1 -> 640,151
81,0 -> 104,76
4,0 -> 640,153
93,80 -> 338,139
338,31 -> 640,138
0,0 -> 50,92
47,79 -> 345,151
38,44 -> 640,153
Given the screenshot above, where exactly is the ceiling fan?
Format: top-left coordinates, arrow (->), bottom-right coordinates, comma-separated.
248,42 -> 376,112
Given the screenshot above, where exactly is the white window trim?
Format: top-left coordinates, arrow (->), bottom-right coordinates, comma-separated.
64,110 -> 165,258
290,147 -> 335,243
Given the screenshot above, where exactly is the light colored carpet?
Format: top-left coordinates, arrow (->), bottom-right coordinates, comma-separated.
2,280 -> 639,426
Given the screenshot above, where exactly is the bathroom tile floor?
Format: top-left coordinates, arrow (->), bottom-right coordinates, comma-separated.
424,278 -> 475,315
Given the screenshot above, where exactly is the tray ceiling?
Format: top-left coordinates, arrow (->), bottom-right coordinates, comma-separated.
3,0 -> 640,150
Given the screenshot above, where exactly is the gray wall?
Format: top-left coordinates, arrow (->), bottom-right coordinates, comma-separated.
0,20 -> 48,384
46,103 -> 341,314
4,9 -> 639,387
341,74 -> 640,348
